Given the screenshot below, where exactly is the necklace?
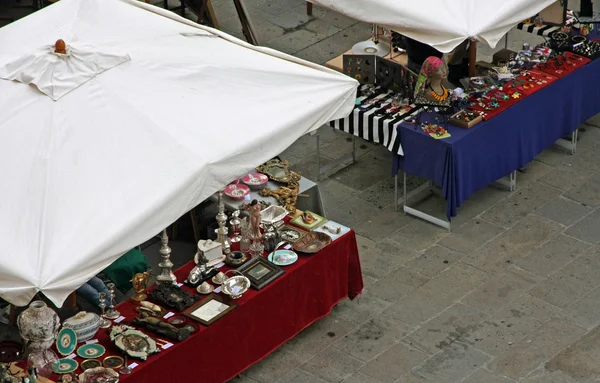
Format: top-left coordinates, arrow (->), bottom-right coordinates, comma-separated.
429,84 -> 448,102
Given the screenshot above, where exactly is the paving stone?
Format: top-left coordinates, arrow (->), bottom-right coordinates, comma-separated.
488,319 -> 586,380
403,303 -> 488,355
354,205 -> 413,242
530,252 -> 600,309
586,113 -> 600,127
390,220 -> 450,252
515,234 -> 591,277
333,317 -> 401,362
546,325 -> 600,382
251,0 -> 306,16
285,315 -> 356,362
461,270 -> 539,315
462,369 -> 515,383
359,343 -> 428,383
301,6 -> 359,29
369,266 -> 429,303
438,218 -> 504,254
332,151 -> 393,192
303,19 -> 342,39
564,175 -> 600,208
560,247 -> 600,329
294,22 -> 372,64
339,372 -> 381,383
413,341 -> 491,382
229,374 -> 260,383
253,21 -> 286,42
269,4 -> 315,29
245,347 -> 303,382
355,235 -> 420,279
536,196 -> 594,227
515,160 -> 555,186
461,294 -> 562,356
480,182 -> 562,228
404,245 -> 465,277
317,178 -> 360,210
520,369 -> 577,383
275,369 -> 327,383
326,196 -> 382,227
561,144 -> 600,174
266,29 -> 322,55
395,373 -> 428,383
300,347 -> 365,383
538,165 -> 591,192
358,177 -> 397,209
462,214 -> 563,273
565,209 -> 600,244
331,291 -> 391,326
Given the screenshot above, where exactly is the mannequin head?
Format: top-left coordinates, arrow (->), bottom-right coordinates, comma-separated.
414,56 -> 450,105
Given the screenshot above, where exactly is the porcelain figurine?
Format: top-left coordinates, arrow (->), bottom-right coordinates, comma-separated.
249,199 -> 262,240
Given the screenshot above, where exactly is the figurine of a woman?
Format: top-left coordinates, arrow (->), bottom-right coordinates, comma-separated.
249,200 -> 262,239
414,56 -> 450,106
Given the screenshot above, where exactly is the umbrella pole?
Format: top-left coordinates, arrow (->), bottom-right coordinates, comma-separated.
468,39 -> 477,77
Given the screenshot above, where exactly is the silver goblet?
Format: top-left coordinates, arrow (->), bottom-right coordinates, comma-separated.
104,283 -> 120,320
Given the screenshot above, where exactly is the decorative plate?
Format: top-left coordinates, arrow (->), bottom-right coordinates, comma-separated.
290,211 -> 327,231
102,355 -> 124,369
267,249 -> 299,266
56,327 -> 78,356
77,343 -> 105,359
277,225 -> 306,243
80,359 -> 102,371
292,231 -> 332,254
224,183 -> 250,200
242,173 -> 268,188
52,358 -> 78,374
109,325 -> 159,361
79,367 -> 119,383
182,323 -> 198,333
167,315 -> 186,326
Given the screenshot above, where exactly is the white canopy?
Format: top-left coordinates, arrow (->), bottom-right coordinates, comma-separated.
311,0 -> 556,52
0,0 -> 357,307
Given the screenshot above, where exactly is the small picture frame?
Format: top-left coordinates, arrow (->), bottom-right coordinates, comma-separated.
237,256 -> 284,290
183,293 -> 237,326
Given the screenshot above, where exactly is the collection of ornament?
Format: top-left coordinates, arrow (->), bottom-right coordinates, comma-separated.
1,159 -> 349,383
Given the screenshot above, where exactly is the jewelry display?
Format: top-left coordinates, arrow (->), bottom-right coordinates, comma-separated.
156,229 -> 177,285
103,283 -> 120,320
97,293 -> 111,329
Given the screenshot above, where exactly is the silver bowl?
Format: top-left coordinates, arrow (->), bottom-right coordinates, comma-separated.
222,274 -> 250,299
260,205 -> 288,225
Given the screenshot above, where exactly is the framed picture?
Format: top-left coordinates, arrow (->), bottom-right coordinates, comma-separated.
183,293 -> 237,326
237,256 -> 284,290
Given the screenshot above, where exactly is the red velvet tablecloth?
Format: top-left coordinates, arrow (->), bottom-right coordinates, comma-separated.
45,230 -> 363,383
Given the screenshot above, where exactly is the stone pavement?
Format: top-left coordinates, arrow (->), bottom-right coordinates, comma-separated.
204,2 -> 600,383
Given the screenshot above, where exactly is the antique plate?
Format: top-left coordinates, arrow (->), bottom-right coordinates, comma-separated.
292,231 -> 332,254
277,225 -> 306,243
267,249 -> 298,266
167,315 -> 187,326
110,325 -> 159,361
242,173 -> 268,188
77,343 -> 106,359
79,367 -> 119,383
224,183 -> 250,200
182,323 -> 198,333
56,327 -> 77,356
52,358 -> 78,374
80,359 -> 102,371
290,211 -> 327,231
102,355 -> 124,369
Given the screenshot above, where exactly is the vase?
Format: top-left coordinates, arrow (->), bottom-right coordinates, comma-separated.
17,300 -> 61,376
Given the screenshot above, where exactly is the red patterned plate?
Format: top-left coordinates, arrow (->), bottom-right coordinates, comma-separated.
242,173 -> 268,188
224,183 -> 250,200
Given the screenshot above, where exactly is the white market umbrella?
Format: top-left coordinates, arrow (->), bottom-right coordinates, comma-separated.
310,0 -> 557,52
0,0 -> 358,307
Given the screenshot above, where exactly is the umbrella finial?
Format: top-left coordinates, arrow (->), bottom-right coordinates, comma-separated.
54,39 -> 66,54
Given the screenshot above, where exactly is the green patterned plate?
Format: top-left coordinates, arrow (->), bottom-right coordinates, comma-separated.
56,327 -> 77,356
77,343 -> 106,359
52,358 -> 78,374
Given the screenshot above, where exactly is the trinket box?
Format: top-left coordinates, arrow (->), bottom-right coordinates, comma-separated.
449,110 -> 482,128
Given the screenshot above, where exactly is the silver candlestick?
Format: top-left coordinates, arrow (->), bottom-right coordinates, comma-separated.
98,292 -> 111,328
156,229 -> 177,285
104,283 -> 120,320
216,192 -> 231,255
229,210 -> 242,243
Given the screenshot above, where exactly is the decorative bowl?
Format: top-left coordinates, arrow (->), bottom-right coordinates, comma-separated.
78,367 -> 119,383
224,183 -> 250,200
292,231 -> 332,254
242,173 -> 268,188
222,273 -> 251,299
225,251 -> 247,267
63,311 -> 100,343
260,205 -> 288,225
167,315 -> 187,327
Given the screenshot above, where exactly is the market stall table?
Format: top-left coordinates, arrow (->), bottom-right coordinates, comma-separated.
394,56 -> 600,228
34,228 -> 362,383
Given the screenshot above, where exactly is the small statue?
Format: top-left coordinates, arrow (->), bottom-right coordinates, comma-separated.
414,56 -> 450,107
249,199 -> 262,240
130,269 -> 152,301
132,313 -> 189,342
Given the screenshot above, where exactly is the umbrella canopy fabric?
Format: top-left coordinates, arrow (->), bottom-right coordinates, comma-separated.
0,0 -> 358,307
310,0 -> 556,52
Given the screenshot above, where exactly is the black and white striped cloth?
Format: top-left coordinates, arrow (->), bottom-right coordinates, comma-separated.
517,22 -> 561,37
329,91 -> 414,156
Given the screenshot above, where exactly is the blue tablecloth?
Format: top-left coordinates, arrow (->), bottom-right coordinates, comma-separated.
393,58 -> 600,220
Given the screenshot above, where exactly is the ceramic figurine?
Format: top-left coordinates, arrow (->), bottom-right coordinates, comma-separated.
249,199 -> 262,240
414,56 -> 451,107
